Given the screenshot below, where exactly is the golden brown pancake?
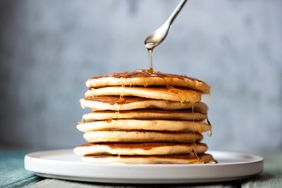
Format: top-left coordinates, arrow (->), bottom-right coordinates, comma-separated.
82,110 -> 207,121
83,131 -> 203,143
86,69 -> 210,94
85,87 -> 201,102
80,97 -> 208,112
77,120 -> 210,133
81,153 -> 216,164
74,143 -> 207,156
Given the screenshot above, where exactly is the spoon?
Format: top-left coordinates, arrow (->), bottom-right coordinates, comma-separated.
144,0 -> 188,50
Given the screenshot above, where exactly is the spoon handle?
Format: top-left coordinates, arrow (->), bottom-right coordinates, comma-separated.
167,0 -> 188,25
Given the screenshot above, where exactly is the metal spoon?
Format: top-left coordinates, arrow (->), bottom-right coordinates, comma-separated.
144,0 -> 188,50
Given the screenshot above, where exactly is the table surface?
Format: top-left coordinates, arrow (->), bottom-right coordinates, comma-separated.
1,149 -> 281,188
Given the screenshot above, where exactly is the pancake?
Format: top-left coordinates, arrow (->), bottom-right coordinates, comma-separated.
82,110 -> 207,121
81,154 -> 216,164
77,120 -> 210,133
74,143 -> 207,156
85,87 -> 201,102
86,69 -> 210,94
83,131 -> 203,143
80,97 -> 208,111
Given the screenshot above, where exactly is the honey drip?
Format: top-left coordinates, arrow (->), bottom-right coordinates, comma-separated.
207,118 -> 212,137
148,49 -> 154,73
114,103 -> 121,115
167,86 -> 186,103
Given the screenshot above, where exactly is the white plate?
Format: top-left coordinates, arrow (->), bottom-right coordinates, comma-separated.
24,149 -> 263,184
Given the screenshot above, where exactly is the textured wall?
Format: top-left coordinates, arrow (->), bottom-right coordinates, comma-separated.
0,0 -> 281,151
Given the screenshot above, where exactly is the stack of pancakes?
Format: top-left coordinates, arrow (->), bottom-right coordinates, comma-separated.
74,69 -> 216,164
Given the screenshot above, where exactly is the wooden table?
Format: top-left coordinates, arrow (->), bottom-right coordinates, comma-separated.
1,149 -> 281,188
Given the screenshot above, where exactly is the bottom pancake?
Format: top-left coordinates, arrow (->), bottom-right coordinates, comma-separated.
81,154 -> 216,164
74,143 -> 207,156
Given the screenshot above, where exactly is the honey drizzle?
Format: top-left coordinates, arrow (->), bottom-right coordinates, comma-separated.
114,101 -> 121,116
207,118 -> 212,137
167,86 -> 186,104
148,49 -> 154,73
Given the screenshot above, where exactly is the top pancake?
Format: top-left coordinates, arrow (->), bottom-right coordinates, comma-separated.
86,69 -> 210,94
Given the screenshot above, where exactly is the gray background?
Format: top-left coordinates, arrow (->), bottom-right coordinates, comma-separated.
0,0 -> 281,151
